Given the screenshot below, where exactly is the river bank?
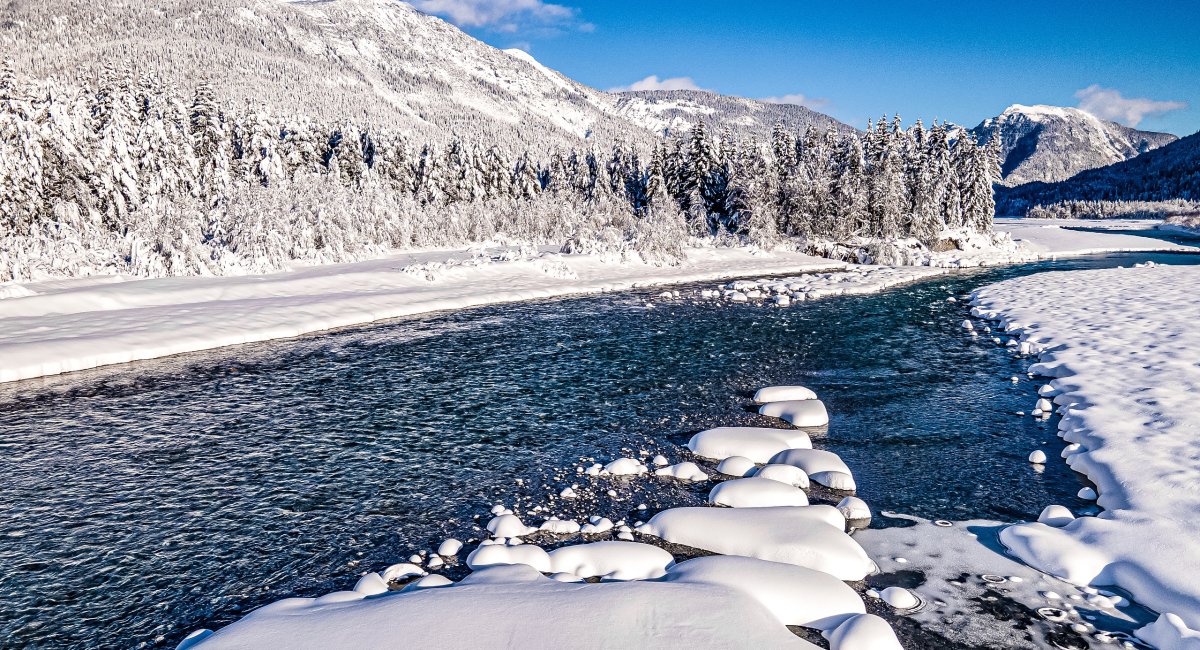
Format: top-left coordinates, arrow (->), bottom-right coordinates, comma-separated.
1,219 -> 1193,386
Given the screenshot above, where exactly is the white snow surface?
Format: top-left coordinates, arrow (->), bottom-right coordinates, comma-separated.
635,506 -> 874,581
687,426 -> 812,463
752,464 -> 811,489
972,264 -> 1200,634
662,556 -> 865,631
547,541 -> 674,581
186,564 -> 821,649
708,477 -> 809,508
1139,613 -> 1200,650
653,461 -> 710,482
753,385 -> 818,403
994,218 -> 1198,257
486,514 -> 537,538
602,457 -> 649,476
758,400 -> 830,427
826,614 -> 904,650
465,544 -> 552,573
715,455 -> 758,477
0,247 -> 846,384
767,449 -> 857,491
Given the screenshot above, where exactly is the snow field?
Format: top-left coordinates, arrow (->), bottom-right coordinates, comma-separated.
0,248 -> 850,384
970,264 -> 1200,645
182,380 -> 902,649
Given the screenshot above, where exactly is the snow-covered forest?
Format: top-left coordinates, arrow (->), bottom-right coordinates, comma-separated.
1025,199 -> 1200,220
0,63 -> 1001,282
995,131 -> 1199,217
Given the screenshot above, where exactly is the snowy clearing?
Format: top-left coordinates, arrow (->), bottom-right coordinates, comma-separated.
971,264 -> 1200,644
995,217 -> 1198,257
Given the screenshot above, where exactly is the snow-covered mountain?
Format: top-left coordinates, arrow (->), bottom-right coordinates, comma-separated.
971,104 -> 1177,186
0,0 -> 852,147
995,130 -> 1200,214
0,0 -> 638,147
614,90 -> 856,139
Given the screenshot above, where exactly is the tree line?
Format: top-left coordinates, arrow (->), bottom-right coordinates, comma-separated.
0,63 -> 1001,281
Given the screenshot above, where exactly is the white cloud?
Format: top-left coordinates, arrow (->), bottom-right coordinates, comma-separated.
1074,84 -> 1186,127
609,75 -> 704,93
410,0 -> 576,29
759,93 -> 830,110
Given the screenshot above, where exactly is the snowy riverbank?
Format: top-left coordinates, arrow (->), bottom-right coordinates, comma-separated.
0,246 -> 850,384
0,219 -> 1193,385
971,264 -> 1200,648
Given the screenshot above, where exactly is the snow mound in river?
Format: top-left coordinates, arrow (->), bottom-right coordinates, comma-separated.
759,400 -> 830,427
635,506 -> 873,581
767,449 -> 856,491
181,563 -> 825,649
548,542 -> 674,581
708,477 -> 809,508
688,426 -> 812,463
753,385 -> 818,404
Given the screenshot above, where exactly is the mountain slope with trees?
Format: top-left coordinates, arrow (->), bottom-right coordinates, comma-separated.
0,0 -> 854,149
0,0 -> 1005,282
995,131 -> 1200,216
614,90 -> 855,140
971,104 -> 1177,186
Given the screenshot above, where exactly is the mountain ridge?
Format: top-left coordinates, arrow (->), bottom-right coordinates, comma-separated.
971,103 -> 1177,186
995,129 -> 1200,214
0,0 -> 854,147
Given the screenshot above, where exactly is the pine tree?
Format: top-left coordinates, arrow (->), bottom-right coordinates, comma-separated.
829,135 -> 866,240
513,150 -> 541,200
190,82 -> 230,211
866,116 -> 907,238
91,63 -> 141,232
0,60 -> 46,237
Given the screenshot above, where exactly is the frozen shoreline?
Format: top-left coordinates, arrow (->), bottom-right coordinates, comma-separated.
971,264 -> 1200,647
0,219 -> 1194,385
0,247 -> 848,384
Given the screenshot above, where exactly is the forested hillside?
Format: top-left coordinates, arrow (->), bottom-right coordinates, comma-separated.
996,131 -> 1200,216
0,62 -> 1000,281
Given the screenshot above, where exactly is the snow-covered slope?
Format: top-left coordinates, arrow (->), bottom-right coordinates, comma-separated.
995,131 -> 1200,214
0,0 -> 634,147
0,0 -> 851,148
971,104 -> 1177,186
615,90 -> 856,139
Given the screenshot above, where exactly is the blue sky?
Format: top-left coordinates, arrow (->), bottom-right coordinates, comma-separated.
410,0 -> 1199,135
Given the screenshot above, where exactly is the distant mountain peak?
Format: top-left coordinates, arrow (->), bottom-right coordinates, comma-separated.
999,104 -> 1097,122
973,104 -> 1177,186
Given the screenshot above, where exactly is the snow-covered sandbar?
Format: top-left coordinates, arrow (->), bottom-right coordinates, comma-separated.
971,263 -> 1200,645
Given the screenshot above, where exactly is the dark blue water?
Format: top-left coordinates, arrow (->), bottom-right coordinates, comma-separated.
1,252 -> 1196,649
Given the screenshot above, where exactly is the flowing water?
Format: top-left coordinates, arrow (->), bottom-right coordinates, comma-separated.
1,251 -> 1196,649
